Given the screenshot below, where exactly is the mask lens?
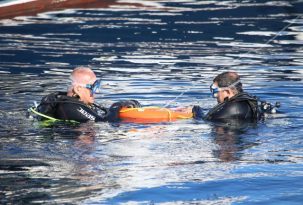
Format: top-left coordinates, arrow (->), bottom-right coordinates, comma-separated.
210,83 -> 219,98
91,79 -> 101,94
86,79 -> 101,95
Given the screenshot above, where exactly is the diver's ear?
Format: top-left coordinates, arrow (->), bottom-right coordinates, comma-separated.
224,89 -> 233,98
225,88 -> 232,95
73,85 -> 82,96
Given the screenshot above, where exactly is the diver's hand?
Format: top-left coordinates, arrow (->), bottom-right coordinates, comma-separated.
107,100 -> 142,122
192,105 -> 204,119
110,100 -> 142,109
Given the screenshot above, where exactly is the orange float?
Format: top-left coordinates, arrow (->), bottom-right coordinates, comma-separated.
119,107 -> 193,123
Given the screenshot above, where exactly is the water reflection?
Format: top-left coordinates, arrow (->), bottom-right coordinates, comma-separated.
211,123 -> 258,162
0,0 -> 303,204
0,121 -> 109,204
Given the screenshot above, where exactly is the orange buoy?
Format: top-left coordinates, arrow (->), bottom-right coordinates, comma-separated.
119,107 -> 193,123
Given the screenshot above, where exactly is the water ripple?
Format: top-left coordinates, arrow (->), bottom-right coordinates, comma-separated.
0,0 -> 303,204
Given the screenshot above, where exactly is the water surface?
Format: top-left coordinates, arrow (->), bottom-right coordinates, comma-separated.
0,0 -> 303,204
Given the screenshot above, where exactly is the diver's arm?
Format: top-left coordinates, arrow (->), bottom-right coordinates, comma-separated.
205,101 -> 253,121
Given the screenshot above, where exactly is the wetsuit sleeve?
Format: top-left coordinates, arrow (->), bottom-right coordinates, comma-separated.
207,101 -> 253,122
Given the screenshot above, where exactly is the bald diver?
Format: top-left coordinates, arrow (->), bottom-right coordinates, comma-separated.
30,66 -> 141,123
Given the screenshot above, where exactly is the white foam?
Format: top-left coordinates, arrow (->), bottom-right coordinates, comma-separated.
238,31 -> 296,36
0,70 -> 11,74
217,42 -> 273,48
122,55 -> 182,64
117,0 -> 164,9
93,54 -> 184,65
0,0 -> 36,7
274,40 -> 303,45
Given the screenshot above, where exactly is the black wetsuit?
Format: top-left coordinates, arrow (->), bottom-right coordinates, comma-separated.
36,92 -> 141,122
193,92 -> 259,123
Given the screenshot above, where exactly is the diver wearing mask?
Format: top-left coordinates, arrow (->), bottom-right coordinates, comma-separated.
31,67 -> 140,123
193,71 -> 260,123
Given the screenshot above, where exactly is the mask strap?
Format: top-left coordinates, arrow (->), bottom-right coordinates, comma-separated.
218,80 -> 241,91
228,80 -> 241,88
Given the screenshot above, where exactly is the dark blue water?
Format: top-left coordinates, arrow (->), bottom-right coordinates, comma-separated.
0,0 -> 303,204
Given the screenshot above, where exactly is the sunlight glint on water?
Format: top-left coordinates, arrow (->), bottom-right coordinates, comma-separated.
0,0 -> 303,204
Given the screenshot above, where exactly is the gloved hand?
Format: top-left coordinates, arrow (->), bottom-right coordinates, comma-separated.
192,105 -> 204,119
110,100 -> 141,110
107,100 -> 142,122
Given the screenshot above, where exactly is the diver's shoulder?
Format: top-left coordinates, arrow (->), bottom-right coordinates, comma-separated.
224,100 -> 251,114
230,92 -> 258,102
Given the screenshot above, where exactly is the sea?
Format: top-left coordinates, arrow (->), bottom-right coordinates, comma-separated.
0,0 -> 303,204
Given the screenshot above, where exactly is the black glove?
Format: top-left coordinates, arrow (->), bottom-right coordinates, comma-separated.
192,105 -> 204,120
107,100 -> 142,122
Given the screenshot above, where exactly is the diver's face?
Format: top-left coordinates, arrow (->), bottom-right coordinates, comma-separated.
82,76 -> 97,105
213,82 -> 230,103
75,74 -> 97,105
80,86 -> 95,105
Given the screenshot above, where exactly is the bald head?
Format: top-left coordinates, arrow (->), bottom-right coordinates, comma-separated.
70,67 -> 96,85
67,67 -> 97,104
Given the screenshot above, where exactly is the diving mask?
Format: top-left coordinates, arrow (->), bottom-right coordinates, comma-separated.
85,79 -> 101,95
210,80 -> 241,98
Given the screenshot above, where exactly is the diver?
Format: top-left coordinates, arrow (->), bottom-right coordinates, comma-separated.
192,71 -> 280,123
30,67 -> 141,123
